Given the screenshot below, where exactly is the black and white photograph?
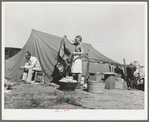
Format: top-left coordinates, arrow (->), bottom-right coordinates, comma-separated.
2,2 -> 147,120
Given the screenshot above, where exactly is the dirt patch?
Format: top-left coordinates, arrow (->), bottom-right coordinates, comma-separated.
4,83 -> 144,109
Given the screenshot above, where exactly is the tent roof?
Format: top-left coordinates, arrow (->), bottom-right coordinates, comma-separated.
33,29 -> 120,65
5,29 -> 121,82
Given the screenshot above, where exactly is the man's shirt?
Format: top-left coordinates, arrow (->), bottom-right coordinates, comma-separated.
24,56 -> 40,69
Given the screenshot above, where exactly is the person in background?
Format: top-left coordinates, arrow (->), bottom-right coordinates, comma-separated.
20,51 -> 41,83
71,35 -> 84,89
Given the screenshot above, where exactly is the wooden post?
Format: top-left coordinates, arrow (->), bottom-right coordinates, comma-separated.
85,50 -> 90,83
123,59 -> 127,80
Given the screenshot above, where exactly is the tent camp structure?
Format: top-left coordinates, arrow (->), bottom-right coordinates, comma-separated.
5,29 -> 122,83
5,47 -> 21,60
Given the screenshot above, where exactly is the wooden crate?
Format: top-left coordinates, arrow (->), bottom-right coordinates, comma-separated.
115,78 -> 127,90
89,72 -> 104,82
105,74 -> 115,89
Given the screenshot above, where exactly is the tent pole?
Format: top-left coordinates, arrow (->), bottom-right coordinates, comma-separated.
85,57 -> 90,83
85,50 -> 90,83
123,59 -> 127,80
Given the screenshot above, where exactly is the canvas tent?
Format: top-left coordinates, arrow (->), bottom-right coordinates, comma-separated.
5,29 -> 121,83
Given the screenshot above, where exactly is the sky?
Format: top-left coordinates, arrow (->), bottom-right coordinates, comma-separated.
3,2 -> 147,66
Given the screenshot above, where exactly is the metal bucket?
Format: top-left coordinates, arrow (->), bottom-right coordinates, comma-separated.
87,81 -> 105,94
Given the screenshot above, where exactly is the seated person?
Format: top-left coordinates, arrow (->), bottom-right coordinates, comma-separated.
20,51 -> 41,83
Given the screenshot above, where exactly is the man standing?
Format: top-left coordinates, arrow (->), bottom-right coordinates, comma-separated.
20,51 -> 41,83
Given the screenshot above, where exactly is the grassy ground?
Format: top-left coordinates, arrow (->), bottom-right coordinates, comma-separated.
4,82 -> 144,109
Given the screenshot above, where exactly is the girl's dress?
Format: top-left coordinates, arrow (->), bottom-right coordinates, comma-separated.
71,44 -> 83,73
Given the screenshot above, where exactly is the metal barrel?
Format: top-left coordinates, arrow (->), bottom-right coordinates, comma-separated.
87,81 -> 105,94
